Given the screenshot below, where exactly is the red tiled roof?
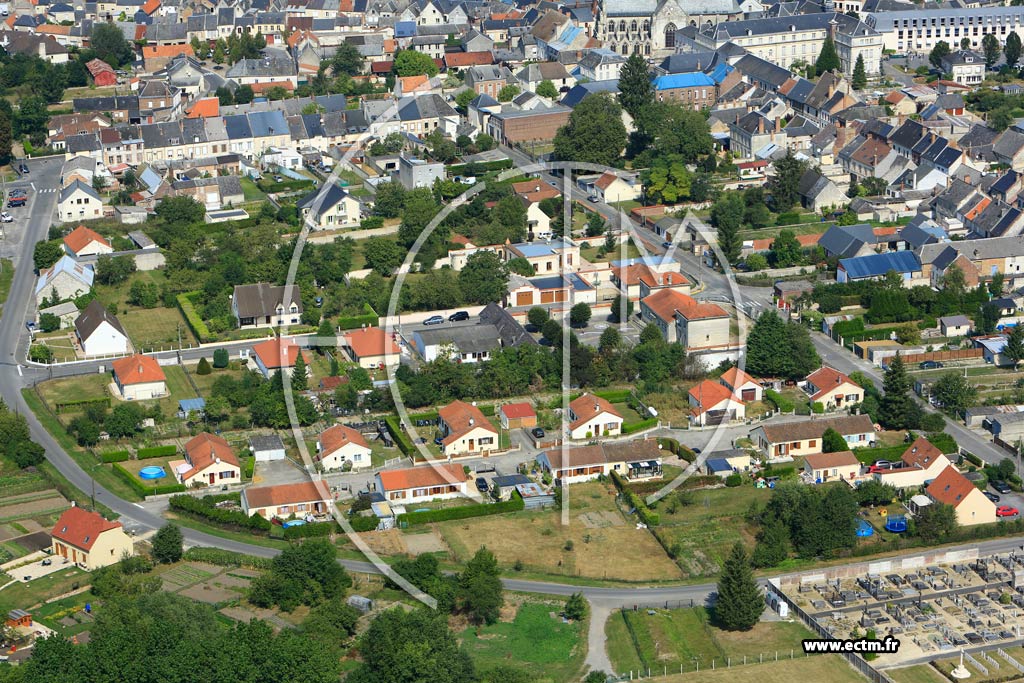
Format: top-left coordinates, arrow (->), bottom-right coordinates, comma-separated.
344,327 -> 399,359
438,399 -> 496,445
901,437 -> 945,469
252,337 -> 309,370
142,44 -> 194,60
85,59 -> 114,77
183,432 -> 239,481
244,480 -> 331,509
397,74 -> 429,92
689,379 -> 740,416
251,80 -> 295,94
186,97 -> 219,119
112,354 -> 166,385
803,450 -> 859,470
927,465 -> 977,508
720,367 -> 757,390
63,225 -> 110,254
318,375 -> 347,391
51,507 -> 121,552
568,393 -> 621,431
319,424 -> 369,455
378,463 -> 468,491
641,288 -> 697,323
501,402 -> 535,419
36,24 -> 70,35
594,171 -> 618,190
443,51 -> 494,68
141,0 -> 160,14
805,366 -> 856,401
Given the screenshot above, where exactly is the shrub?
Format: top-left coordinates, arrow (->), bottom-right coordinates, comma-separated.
963,451 -> 983,467
176,292 -> 214,342
137,445 -> 177,459
384,415 -> 414,455
610,472 -> 659,526
725,473 -> 743,487
182,547 -> 273,569
212,348 -> 229,368
196,357 -> 212,375
348,515 -> 380,532
764,389 -> 794,413
283,521 -> 337,539
99,450 -> 130,463
168,494 -> 272,532
337,303 -> 379,330
397,494 -> 524,526
622,418 -> 658,434
811,401 -> 825,414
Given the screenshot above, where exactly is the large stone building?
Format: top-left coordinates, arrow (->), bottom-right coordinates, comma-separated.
595,0 -> 743,58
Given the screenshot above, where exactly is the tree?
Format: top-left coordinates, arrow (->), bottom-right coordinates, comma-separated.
475,133 -> 495,151
373,181 -> 406,218
745,253 -> 768,271
618,51 -> 653,120
196,357 -> 212,375
930,371 -> 978,414
585,211 -> 606,237
351,608 -> 475,683
1007,324 -> 1024,369
746,310 -> 789,377
151,523 -> 183,564
235,84 -> 255,104
0,112 -> 12,166
609,294 -> 633,323
393,50 -> 439,77
33,240 -> 63,271
989,271 -> 1005,298
459,547 -> 503,625
564,592 -> 587,621
95,254 -> 136,285
569,302 -> 591,328
1007,32 -> 1023,68
507,256 -> 534,276
879,354 -> 919,430
599,326 -> 621,355
856,480 -> 897,507
455,88 -> 477,110
458,251 -> 509,305
767,149 -> 807,212
852,54 -> 867,89
553,93 -> 627,166
497,84 -> 520,102
821,427 -> 848,453
527,307 -> 549,330
990,106 -> 1015,132
715,542 -> 763,631
363,237 -> 405,276
541,318 -> 562,345
915,502 -> 958,542
930,40 -> 952,69
815,36 -> 841,75
213,348 -> 229,369
983,33 -> 1002,68
292,352 -> 308,392
330,41 -> 364,76
155,195 -> 205,226
710,192 -> 744,264
769,229 -> 803,267
91,22 -> 134,68
39,313 -> 61,333
751,519 -> 789,568
536,80 -> 559,99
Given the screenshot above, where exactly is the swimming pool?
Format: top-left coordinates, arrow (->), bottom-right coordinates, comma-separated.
138,466 -> 167,480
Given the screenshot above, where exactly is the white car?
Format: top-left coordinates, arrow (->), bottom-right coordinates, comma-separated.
1,212 -> 13,223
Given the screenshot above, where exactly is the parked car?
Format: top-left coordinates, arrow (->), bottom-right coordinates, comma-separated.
997,505 -> 1020,517
984,491 -> 1001,503
475,477 -> 489,493
662,241 -> 673,249
587,195 -> 599,203
531,427 -> 545,439
423,315 -> 444,325
9,189 -> 26,197
314,296 -> 323,307
993,480 -> 1013,494
17,163 -> 28,174
274,175 -> 284,183
448,311 -> 469,322
0,212 -> 12,223
41,558 -> 51,566
919,361 -> 944,369
7,198 -> 25,208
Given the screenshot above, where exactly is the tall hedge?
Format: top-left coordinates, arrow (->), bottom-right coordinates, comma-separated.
168,493 -> 272,532
397,493 -> 524,526
137,445 -> 177,459
610,472 -> 659,526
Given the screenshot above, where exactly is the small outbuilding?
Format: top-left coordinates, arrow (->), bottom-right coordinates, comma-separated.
250,434 -> 286,462
499,402 -> 537,429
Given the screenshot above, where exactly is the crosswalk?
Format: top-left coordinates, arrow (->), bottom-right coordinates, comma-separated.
36,188 -> 57,194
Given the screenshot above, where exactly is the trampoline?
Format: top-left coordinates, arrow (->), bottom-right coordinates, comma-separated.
885,515 -> 908,533
856,519 -> 875,537
282,520 -> 306,528
138,466 -> 167,480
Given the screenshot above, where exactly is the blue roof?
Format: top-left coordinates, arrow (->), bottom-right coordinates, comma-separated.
248,110 -> 288,138
708,62 -> 733,84
707,458 -> 733,472
395,21 -> 416,37
839,251 -> 921,279
512,239 -> 572,258
178,398 -> 206,412
36,255 -> 94,295
561,80 -> 618,108
224,114 -> 252,140
653,72 -> 715,91
566,273 -> 593,291
529,275 -> 568,290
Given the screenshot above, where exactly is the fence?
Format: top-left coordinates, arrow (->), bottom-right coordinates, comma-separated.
900,348 -> 983,364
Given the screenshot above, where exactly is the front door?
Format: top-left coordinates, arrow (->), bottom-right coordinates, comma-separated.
468,439 -> 475,451
209,473 -> 215,484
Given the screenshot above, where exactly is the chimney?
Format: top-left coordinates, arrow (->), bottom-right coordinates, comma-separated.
758,117 -> 764,134
775,117 -> 782,133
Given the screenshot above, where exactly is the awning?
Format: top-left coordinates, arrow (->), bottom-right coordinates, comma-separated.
108,163 -> 130,173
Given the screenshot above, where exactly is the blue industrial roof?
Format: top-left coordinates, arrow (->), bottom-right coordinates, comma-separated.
839,251 -> 921,279
395,21 -> 416,37
708,62 -> 733,84
653,72 -> 715,91
529,275 -> 568,290
512,239 -> 572,258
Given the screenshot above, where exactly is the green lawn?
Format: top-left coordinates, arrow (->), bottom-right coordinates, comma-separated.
459,601 -> 585,683
239,177 -> 267,203
0,258 -> 12,306
0,566 -> 87,616
121,307 -> 195,350
888,665 -> 950,683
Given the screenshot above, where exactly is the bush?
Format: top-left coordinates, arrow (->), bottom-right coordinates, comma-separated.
99,450 -> 130,463
963,451 -> 983,467
54,397 -> 110,414
610,472 -> 659,526
212,348 -> 229,368
384,415 -> 414,455
764,389 -> 794,413
176,292 -> 214,342
283,521 -> 337,539
137,445 -> 177,459
775,212 -> 801,226
196,357 -> 212,375
337,303 -> 379,330
397,493 -> 524,526
725,473 -> 743,487
348,515 -> 380,532
622,417 -> 658,434
811,401 -> 825,414
168,494 -> 272,532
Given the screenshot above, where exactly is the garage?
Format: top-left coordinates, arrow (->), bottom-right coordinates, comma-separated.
741,388 -> 757,401
516,292 -> 532,307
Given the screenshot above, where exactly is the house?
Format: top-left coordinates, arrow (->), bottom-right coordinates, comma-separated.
706,458 -> 735,478
939,50 -> 985,86
505,273 -> 595,308
376,463 -> 470,504
111,354 -> 167,401
502,238 -> 579,274
173,432 -> 241,487
926,465 -> 997,526
704,448 -> 751,476
35,255 -> 95,305
412,323 -> 501,364
249,434 -> 286,462
802,450 -> 860,484
987,410 -> 1024,444
342,326 -> 400,369
939,315 -> 972,337
74,300 -> 128,357
720,367 -> 762,402
567,393 -> 623,440
397,155 -> 444,190
583,171 -> 641,204
50,507 -> 134,571
797,168 -> 848,212
802,366 -> 864,410
975,335 -> 1011,366
874,437 -> 952,489
57,180 -> 103,223
535,439 -> 663,485
295,182 -> 361,230
437,400 -> 499,457
750,414 -> 876,458
62,225 -> 112,257
251,337 -> 310,379
499,402 -> 537,429
232,283 -> 302,329
241,480 -> 333,519
837,251 -> 923,285
639,289 -> 700,344
688,380 -> 746,426
316,424 -> 372,471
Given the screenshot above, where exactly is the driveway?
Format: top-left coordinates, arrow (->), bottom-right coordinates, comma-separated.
12,554 -> 71,582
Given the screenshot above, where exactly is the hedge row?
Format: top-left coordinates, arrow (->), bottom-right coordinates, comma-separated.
348,515 -> 380,532
137,445 -> 177,459
384,415 -> 415,456
657,438 -> 695,462
854,433 -> 958,465
764,389 -> 794,413
176,292 -> 214,343
447,158 -> 514,174
168,493 -> 272,532
182,547 -> 273,570
593,389 -> 632,403
611,472 -> 659,526
55,397 -> 110,414
337,303 -> 379,330
963,451 -> 983,467
622,418 -> 658,435
397,493 -> 524,526
283,521 -> 337,539
112,463 -> 186,497
99,450 -> 130,463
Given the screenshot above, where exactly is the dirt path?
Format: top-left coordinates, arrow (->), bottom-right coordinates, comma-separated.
584,601 -> 614,676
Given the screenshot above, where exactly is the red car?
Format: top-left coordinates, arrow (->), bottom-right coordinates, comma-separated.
996,506 -> 1020,518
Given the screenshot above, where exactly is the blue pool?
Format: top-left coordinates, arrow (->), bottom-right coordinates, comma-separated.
856,519 -> 874,537
139,466 -> 167,480
282,520 -> 306,528
885,516 -> 908,533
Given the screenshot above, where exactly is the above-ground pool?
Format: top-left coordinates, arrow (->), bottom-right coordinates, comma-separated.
856,519 -> 875,537
138,466 -> 167,480
282,520 -> 306,528
885,515 -> 908,533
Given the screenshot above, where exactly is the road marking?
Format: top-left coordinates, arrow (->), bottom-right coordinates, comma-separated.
134,503 -> 144,508
16,365 -> 21,377
30,182 -> 35,191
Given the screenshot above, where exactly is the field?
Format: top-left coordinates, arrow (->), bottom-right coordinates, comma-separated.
0,457 -> 69,563
605,607 -> 812,675
0,566 -> 86,616
458,601 -> 585,683
887,665 -> 949,683
94,270 -> 196,350
650,655 -> 869,683
651,486 -> 771,578
436,482 -> 682,581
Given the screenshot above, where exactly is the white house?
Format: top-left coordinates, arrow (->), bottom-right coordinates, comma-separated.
316,424 -> 373,471
111,354 -> 167,401
57,179 -> 103,223
173,432 -> 241,487
802,450 -> 861,484
688,379 -> 746,426
750,414 -> 876,459
939,315 -> 972,337
376,463 -> 470,504
232,283 -> 302,330
874,437 -> 952,489
242,480 -> 333,519
74,300 -> 128,357
719,367 -> 762,402
437,400 -> 499,457
567,393 -> 623,439
295,182 -> 360,230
